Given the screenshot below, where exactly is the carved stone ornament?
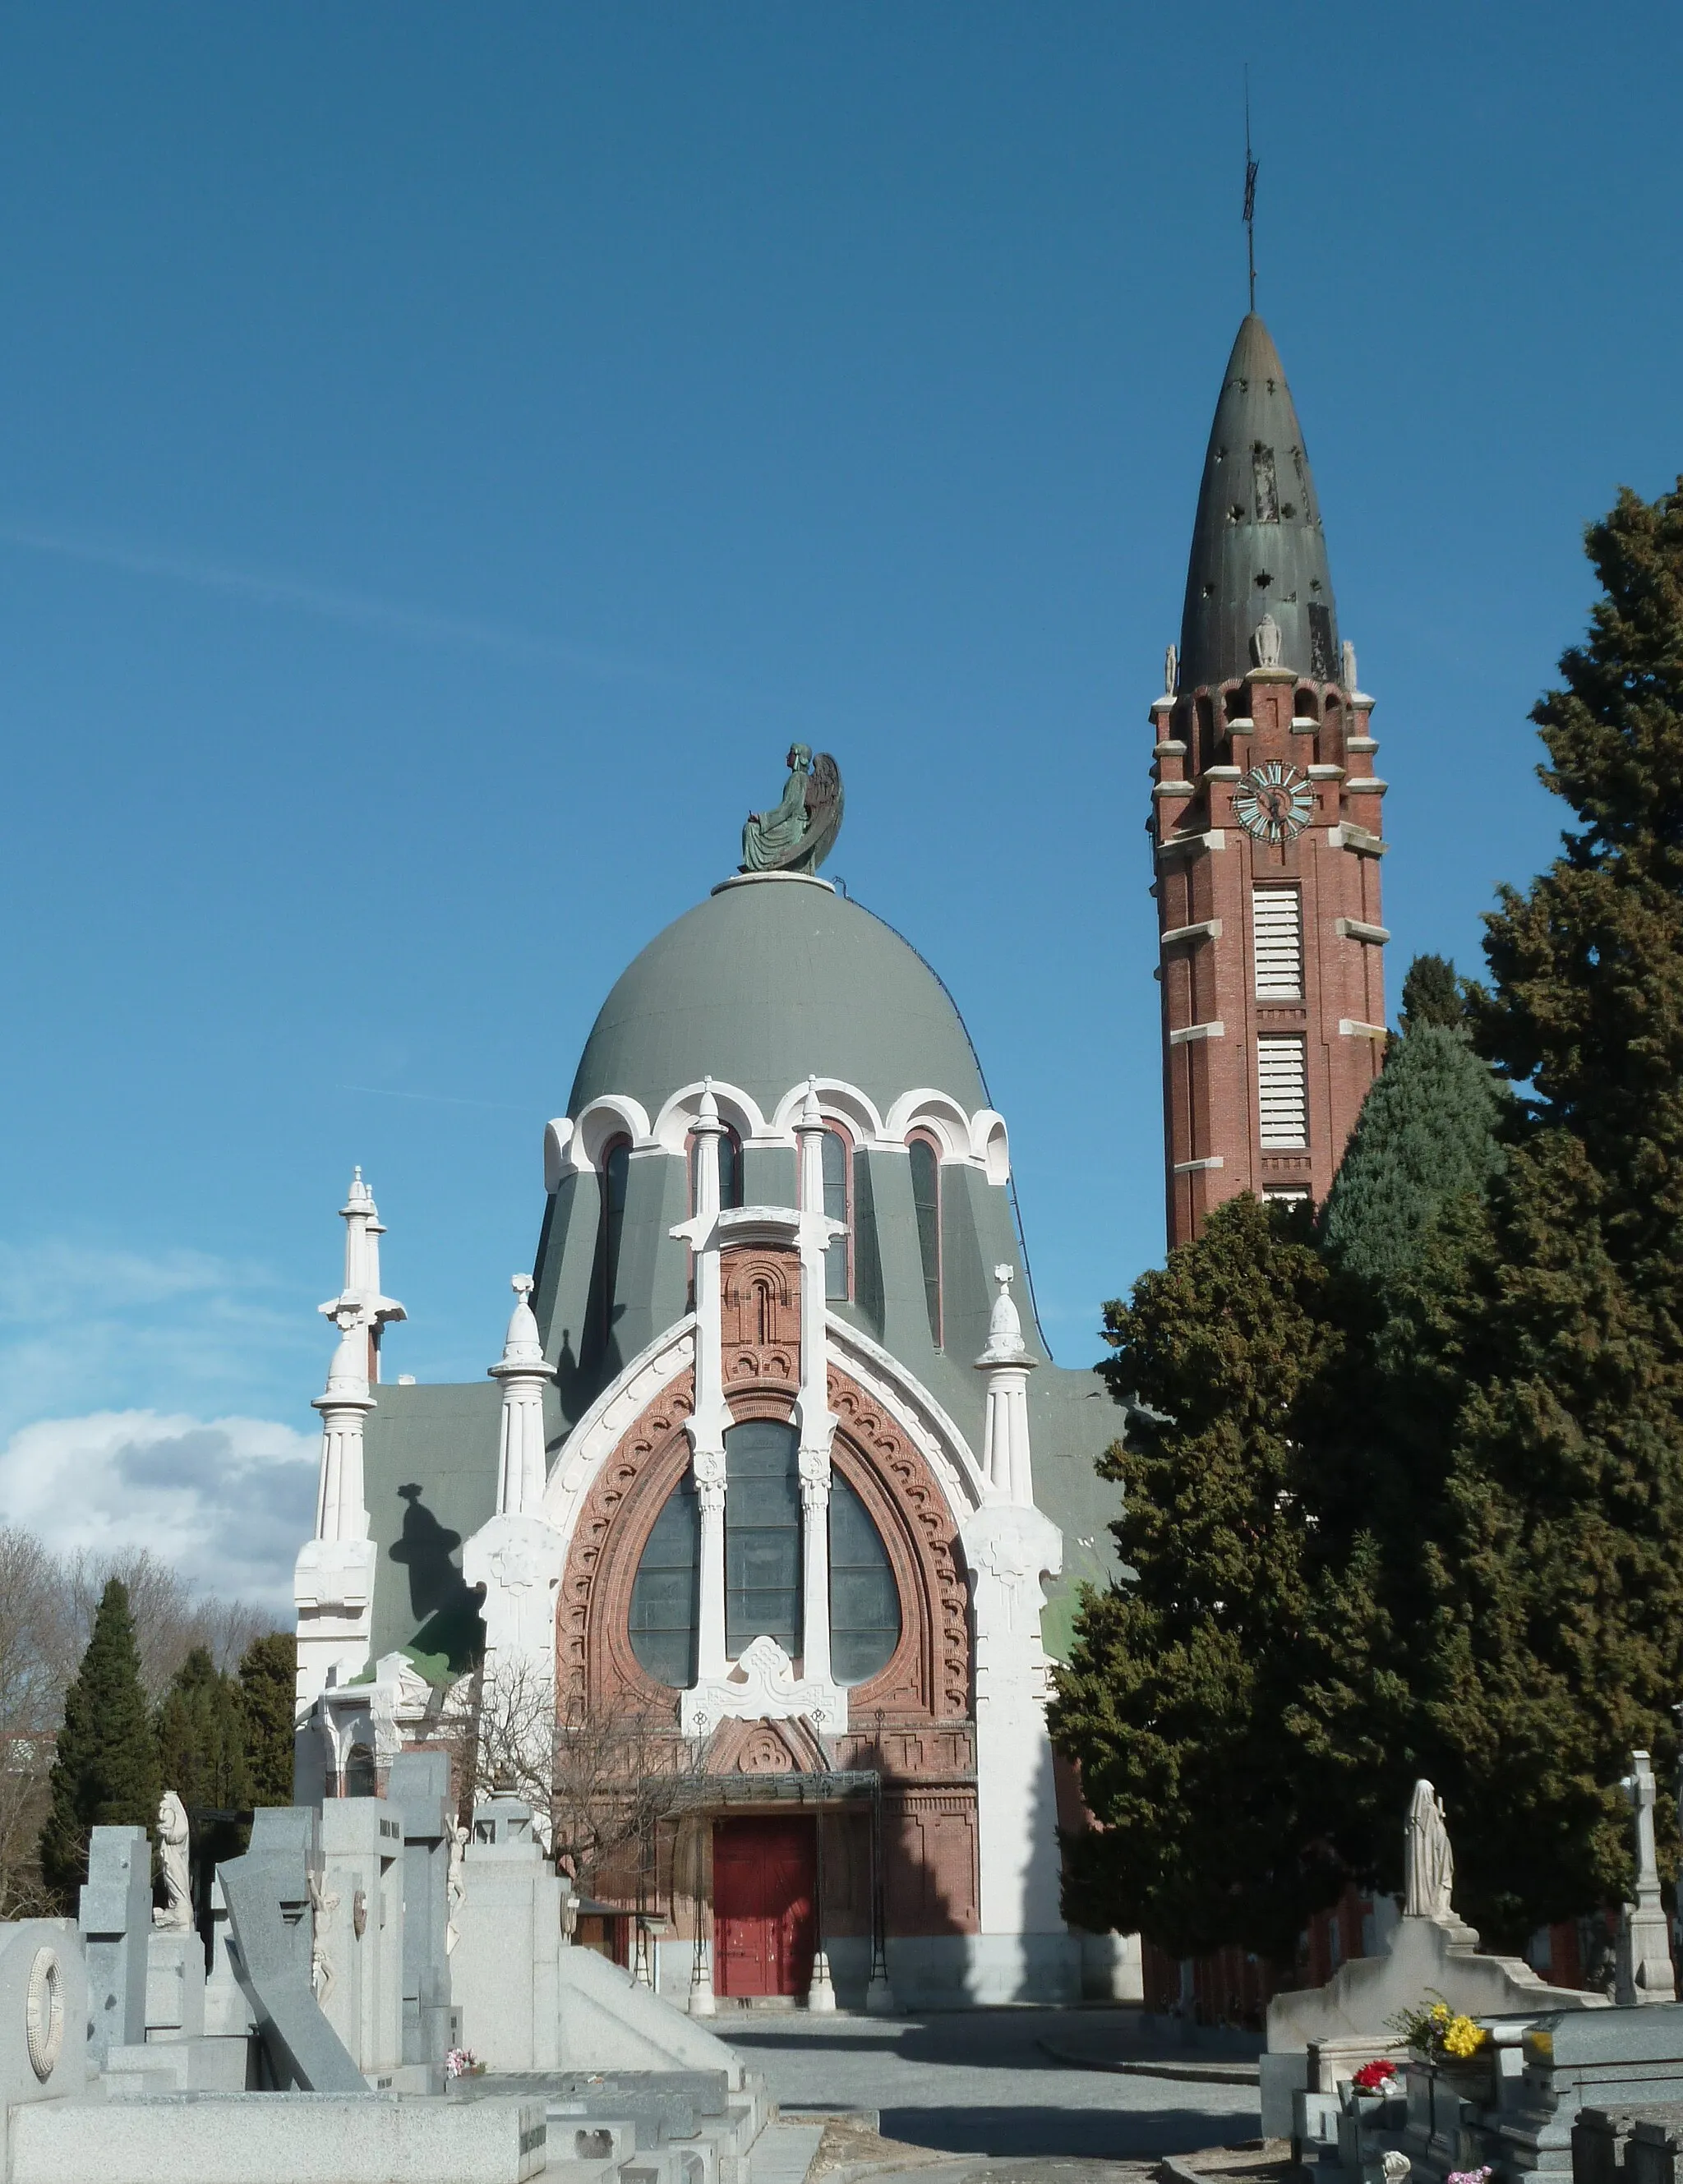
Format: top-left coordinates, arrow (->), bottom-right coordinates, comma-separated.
680,1634 -> 846,1740
1163,643 -> 1178,699
740,745 -> 845,874
25,1947 -> 62,2082
353,1887 -> 368,1941
1251,612 -> 1283,670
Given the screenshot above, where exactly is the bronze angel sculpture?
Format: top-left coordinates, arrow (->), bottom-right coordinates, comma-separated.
741,745 -> 845,874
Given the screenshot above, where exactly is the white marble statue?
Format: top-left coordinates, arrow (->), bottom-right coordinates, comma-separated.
445,1822 -> 467,1956
1252,612 -> 1283,669
1404,1778 -> 1454,1918
153,1789 -> 194,1931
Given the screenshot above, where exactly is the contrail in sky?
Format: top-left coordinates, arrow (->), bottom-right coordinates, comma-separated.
0,515 -> 739,698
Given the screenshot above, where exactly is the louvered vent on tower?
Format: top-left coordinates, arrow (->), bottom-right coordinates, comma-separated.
1257,1036 -> 1308,1148
1252,890 -> 1303,1000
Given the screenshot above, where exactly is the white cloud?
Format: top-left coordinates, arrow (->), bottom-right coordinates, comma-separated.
0,1411 -> 316,1616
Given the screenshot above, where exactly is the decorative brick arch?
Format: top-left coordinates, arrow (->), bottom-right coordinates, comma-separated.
722,1249 -> 799,1389
554,1354 -> 972,1734
827,1365 -> 969,1721
556,1370 -> 694,1716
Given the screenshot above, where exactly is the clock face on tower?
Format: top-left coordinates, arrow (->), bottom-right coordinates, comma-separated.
1233,760 -> 1315,845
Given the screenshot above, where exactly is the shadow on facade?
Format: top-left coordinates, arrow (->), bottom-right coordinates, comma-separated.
389,1481 -> 485,1672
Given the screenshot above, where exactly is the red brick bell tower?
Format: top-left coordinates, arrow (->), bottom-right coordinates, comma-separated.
1154,314 -> 1388,1248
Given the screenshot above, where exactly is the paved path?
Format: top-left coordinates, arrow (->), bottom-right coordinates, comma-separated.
726,2010 -> 1263,2163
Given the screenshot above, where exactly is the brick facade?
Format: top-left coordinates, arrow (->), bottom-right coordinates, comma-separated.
1155,663 -> 1387,1246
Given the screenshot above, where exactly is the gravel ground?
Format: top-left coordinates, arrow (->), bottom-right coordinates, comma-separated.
724,2008 -> 1265,2163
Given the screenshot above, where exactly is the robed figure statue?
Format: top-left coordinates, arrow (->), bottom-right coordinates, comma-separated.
742,744 -> 845,874
1404,1778 -> 1455,1918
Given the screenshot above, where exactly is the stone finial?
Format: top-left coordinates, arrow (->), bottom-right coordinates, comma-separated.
344,1166 -> 373,1210
1341,638 -> 1358,692
697,1075 -> 720,1127
978,1264 -> 1031,1366
498,1274 -> 543,1368
1251,613 -> 1283,670
797,1075 -> 824,1133
1162,643 -> 1178,700
322,1304 -> 370,1400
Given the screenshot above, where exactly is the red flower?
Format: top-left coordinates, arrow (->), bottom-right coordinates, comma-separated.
1353,2060 -> 1398,2092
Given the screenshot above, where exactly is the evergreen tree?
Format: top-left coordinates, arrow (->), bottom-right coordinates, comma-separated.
1411,481 -> 1683,1939
154,1646 -> 251,1876
1321,988 -> 1505,1294
39,1579 -> 159,1910
236,1633 -> 297,1808
154,1647 -> 250,1813
1048,1195 -> 1352,1959
1399,952 -> 1468,1032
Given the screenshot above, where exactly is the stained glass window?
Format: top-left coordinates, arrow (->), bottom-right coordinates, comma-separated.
828,1475 -> 900,1684
628,1475 -> 699,1687
726,1420 -> 801,1657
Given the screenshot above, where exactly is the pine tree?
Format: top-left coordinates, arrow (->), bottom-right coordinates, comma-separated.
39,1579 -> 160,1910
236,1633 -> 297,1808
1048,1195 -> 1351,1959
1321,980 -> 1505,1294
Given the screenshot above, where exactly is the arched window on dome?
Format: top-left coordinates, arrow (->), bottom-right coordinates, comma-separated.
817,1125 -> 851,1302
907,1131 -> 942,1348
686,1124 -> 743,1214
628,1472 -> 699,1687
593,1133 -> 632,1353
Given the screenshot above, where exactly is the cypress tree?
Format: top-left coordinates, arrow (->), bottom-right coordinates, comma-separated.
39,1578 -> 160,1910
236,1633 -> 297,1808
1048,1195 -> 1350,1959
154,1647 -> 250,1813
154,1646 -> 251,1874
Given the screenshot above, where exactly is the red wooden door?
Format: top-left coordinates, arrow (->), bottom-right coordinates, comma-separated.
712,1816 -> 817,1997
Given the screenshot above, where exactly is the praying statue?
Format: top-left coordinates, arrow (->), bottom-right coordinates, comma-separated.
154,1789 -> 194,1931
1404,1778 -> 1455,1918
741,745 -> 845,874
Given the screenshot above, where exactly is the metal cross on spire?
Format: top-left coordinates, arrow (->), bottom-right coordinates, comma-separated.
1243,67 -> 1259,313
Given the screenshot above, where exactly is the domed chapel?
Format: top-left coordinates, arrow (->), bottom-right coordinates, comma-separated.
292,308 -> 1387,2013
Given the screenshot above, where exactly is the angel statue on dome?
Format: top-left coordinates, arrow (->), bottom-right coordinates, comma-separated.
741,744 -> 845,874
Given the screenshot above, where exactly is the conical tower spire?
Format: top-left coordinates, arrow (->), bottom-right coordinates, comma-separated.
1178,314 -> 1339,691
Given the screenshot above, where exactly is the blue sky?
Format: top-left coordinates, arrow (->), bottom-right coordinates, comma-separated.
2,5 -> 1680,1606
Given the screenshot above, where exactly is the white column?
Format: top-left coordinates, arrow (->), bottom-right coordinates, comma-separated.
962,1268 -> 1074,2000
321,1168 -> 406,1383
795,1081 -> 839,1684
491,1274 -> 556,1514
295,1302 -> 380,1716
686,1084 -> 731,1682
976,1266 -> 1038,1508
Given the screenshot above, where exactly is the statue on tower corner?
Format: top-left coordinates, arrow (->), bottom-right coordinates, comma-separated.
741,744 -> 845,874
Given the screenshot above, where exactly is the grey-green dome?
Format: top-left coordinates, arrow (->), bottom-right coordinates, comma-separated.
569,873 -> 989,1123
